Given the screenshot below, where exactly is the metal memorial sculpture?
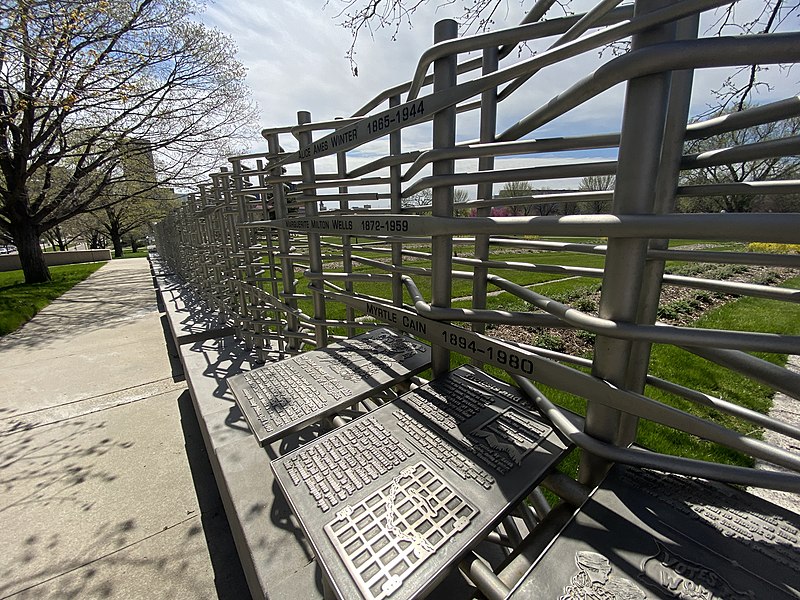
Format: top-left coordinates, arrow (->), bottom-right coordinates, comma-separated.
154,1 -> 800,597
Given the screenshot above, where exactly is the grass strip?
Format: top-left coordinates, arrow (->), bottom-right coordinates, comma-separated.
0,262 -> 106,336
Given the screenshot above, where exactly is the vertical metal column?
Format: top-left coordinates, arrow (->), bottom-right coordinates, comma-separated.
336,125 -> 356,337
266,133 -> 301,352
580,0 -> 678,486
231,160 -> 255,350
472,45 -> 499,355
620,14 -> 699,444
430,19 -> 458,376
297,110 -> 328,348
390,94 -> 405,309
199,185 -> 220,311
258,158 -> 285,355
216,169 -> 240,332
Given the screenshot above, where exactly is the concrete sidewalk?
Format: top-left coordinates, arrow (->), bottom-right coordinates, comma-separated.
0,259 -> 249,599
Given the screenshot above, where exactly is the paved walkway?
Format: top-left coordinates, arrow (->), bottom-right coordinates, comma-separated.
0,259 -> 248,599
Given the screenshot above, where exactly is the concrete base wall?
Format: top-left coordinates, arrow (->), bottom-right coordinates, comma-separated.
0,249 -> 112,271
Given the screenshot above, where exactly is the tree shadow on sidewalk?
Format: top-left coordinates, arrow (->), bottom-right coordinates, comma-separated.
0,259 -> 159,351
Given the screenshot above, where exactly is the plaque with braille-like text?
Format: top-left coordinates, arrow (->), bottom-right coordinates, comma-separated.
228,328 -> 431,446
272,365 -> 574,600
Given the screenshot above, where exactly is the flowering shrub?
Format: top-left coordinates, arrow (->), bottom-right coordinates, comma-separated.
746,243 -> 800,254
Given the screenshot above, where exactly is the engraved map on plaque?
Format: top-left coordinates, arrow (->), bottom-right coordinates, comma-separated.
227,328 -> 431,446
508,465 -> 800,600
272,365 -> 574,600
325,461 -> 478,600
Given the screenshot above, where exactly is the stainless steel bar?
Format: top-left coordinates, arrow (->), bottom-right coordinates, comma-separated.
685,95 -> 800,139
498,31 -> 800,142
496,0 -> 624,102
621,13 -> 699,446
402,134 -> 620,181
677,180 -> 800,197
502,515 -> 524,548
399,273 -> 800,352
681,136 -> 800,170
256,157 -> 286,355
430,18 -> 458,376
266,133 -> 301,351
297,110 -> 328,348
459,553 -> 510,600
390,94 -> 405,309
453,190 -> 615,212
514,376 -> 800,491
402,160 -> 618,197
275,0 -> 740,168
231,160 -> 255,350
481,274 -> 800,353
527,487 -> 552,520
497,504 -> 576,588
264,212 -> 800,244
336,132 -> 356,339
407,4 -> 638,100
681,345 -> 800,401
541,472 -> 591,508
347,152 -> 421,179
648,248 -> 800,268
471,45 -> 499,360
648,371 -> 800,441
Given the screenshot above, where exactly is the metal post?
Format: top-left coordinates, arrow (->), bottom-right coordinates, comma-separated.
266,133 -> 301,352
251,161 -> 271,358
620,14 -> 700,444
431,19 -> 458,376
472,45 -> 499,361
231,159 -> 255,350
390,94 -> 404,309
336,126 -> 356,337
580,0 -> 678,486
218,169 -> 240,332
297,110 -> 329,348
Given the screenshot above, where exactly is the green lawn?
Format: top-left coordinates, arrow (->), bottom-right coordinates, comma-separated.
530,276 -> 800,477
255,237 -> 796,480
113,249 -> 149,259
0,262 -> 106,335
638,275 -> 800,466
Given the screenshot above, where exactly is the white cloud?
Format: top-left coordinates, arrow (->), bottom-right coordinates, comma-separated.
197,0 -> 798,189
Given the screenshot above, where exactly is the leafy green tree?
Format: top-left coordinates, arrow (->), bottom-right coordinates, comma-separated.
0,0 -> 258,282
91,187 -> 177,257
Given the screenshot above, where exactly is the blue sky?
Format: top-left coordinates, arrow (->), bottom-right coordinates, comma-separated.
198,1 -> 798,196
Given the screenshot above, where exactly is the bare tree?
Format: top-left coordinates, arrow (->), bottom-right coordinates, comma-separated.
680,113 -> 800,213
402,188 -> 432,210
0,0 -> 259,282
578,174 -> 615,214
327,0 -> 798,113
453,188 -> 472,216
498,180 -> 561,216
702,1 -> 800,116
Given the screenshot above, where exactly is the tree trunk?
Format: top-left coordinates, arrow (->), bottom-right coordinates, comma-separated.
111,231 -> 124,258
56,226 -> 67,251
130,236 -> 140,253
13,221 -> 50,283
